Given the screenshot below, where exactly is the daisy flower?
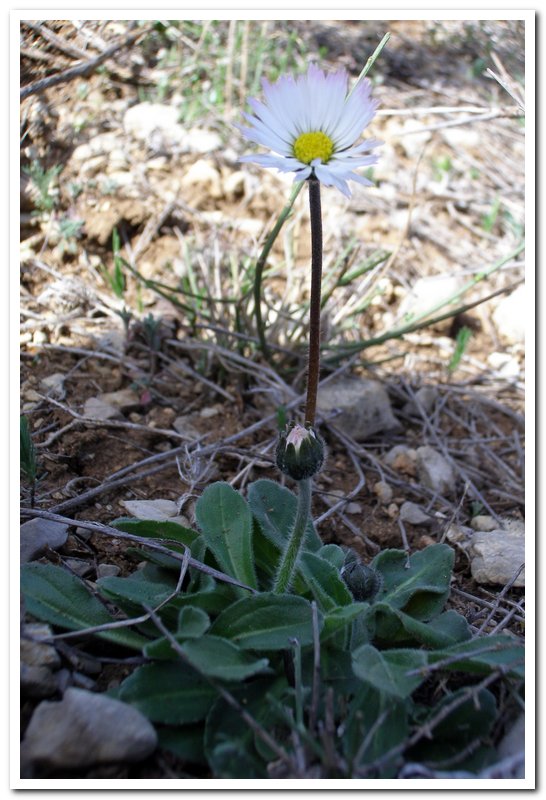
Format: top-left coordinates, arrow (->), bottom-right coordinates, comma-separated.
239,64 -> 381,198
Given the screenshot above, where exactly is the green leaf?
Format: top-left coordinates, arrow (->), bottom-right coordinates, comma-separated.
210,593 -> 321,650
322,603 -> 369,643
144,635 -> 269,680
20,563 -> 146,650
368,605 -> 472,648
143,607 -> 212,660
178,606 -> 211,638
352,644 -> 428,699
177,635 -> 269,681
20,415 -> 37,482
97,575 -> 173,611
112,517 -> 206,561
299,551 -> 353,611
118,662 -> 217,724
173,579 -> 239,616
248,479 -> 322,553
428,635 -> 525,679
204,681 -> 277,778
411,689 -> 498,768
195,482 -> 257,590
343,685 -> 408,777
157,725 -> 207,766
317,543 -> 346,569
372,545 -> 455,619
427,687 -> 497,743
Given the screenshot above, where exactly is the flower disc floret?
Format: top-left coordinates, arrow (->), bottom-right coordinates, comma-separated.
238,64 -> 381,197
293,132 -> 334,165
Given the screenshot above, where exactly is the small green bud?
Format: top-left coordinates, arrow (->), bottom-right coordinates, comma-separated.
340,550 -> 383,602
276,422 -> 325,481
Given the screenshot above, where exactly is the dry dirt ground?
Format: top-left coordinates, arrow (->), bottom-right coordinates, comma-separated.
19,19 -> 525,779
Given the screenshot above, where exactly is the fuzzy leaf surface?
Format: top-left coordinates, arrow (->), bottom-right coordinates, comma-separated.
427,635 -> 525,679
117,662 -> 217,724
196,482 -> 257,590
368,605 -> 472,648
352,644 -> 428,698
372,544 -> 455,619
112,517 -> 206,561
248,479 -> 322,553
210,592 -> 321,650
20,563 -> 146,649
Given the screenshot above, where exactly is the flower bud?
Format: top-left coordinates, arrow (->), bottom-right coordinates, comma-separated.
340,550 -> 383,602
276,422 -> 325,481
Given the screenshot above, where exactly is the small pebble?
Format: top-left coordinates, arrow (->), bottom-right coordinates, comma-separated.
21,624 -> 60,670
418,534 -> 437,548
470,515 -> 496,532
445,524 -> 468,544
96,563 -> 121,579
20,519 -> 68,563
400,501 -> 432,526
64,558 -> 93,578
21,664 -> 59,698
386,503 -> 399,519
373,480 -> 393,505
383,445 -> 417,476
469,530 -> 525,587
200,406 -> 220,418
415,446 -> 455,496
402,386 -> 437,417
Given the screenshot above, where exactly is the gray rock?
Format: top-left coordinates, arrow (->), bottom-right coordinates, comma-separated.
83,388 -> 141,421
122,498 -> 179,520
445,524 -> 467,544
415,446 -> 455,496
20,519 -> 69,563
469,530 -> 525,587
317,378 -> 400,441
383,444 -> 418,476
173,414 -> 201,439
488,351 -> 520,379
21,663 -> 59,698
64,558 -> 93,578
497,714 -> 525,775
21,624 -> 60,669
71,132 -> 121,162
123,103 -> 221,153
400,501 -> 432,526
21,687 -> 157,769
492,285 -> 525,344
471,515 -> 497,532
39,372 -> 66,400
397,275 -> 463,326
373,480 -> 393,504
82,396 -> 122,421
500,517 -> 525,535
96,563 -> 121,579
402,386 -> 437,417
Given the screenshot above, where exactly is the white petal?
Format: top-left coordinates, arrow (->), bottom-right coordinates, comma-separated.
314,164 -> 352,196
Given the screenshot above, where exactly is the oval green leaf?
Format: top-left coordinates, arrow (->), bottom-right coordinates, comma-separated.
210,592 -> 321,650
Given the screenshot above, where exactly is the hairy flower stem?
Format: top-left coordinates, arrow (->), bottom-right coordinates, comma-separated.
273,478 -> 312,594
305,175 -> 323,426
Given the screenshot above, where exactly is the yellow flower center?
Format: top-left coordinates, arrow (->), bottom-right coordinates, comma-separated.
293,131 -> 334,164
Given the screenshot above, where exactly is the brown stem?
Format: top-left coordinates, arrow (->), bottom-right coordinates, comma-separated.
305,175 -> 323,425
